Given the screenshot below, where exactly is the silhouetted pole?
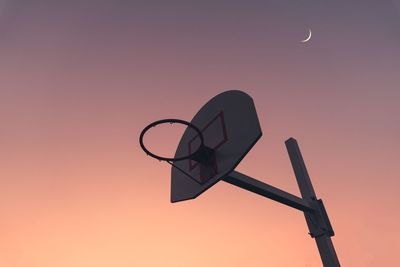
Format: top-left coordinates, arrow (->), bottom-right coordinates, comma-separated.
223,138 -> 340,266
285,138 -> 340,267
223,171 -> 314,212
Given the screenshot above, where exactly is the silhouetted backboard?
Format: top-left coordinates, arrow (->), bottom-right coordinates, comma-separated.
171,90 -> 262,202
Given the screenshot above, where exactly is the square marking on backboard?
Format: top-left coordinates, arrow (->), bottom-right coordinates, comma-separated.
188,112 -> 227,171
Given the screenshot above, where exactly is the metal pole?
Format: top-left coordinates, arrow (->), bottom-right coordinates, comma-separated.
285,138 -> 340,267
223,171 -> 313,213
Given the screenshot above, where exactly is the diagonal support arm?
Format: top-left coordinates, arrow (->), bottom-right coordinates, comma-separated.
223,171 -> 314,213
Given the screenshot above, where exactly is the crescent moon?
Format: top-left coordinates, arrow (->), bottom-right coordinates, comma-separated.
301,29 -> 312,43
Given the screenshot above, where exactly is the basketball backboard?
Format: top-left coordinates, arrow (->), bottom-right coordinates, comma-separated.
140,90 -> 340,266
171,90 -> 262,202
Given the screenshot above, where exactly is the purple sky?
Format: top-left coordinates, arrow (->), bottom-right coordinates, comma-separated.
0,1 -> 399,266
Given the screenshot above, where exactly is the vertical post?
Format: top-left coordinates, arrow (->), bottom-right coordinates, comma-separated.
285,138 -> 340,267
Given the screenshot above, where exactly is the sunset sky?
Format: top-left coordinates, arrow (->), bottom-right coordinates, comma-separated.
1,1 -> 399,266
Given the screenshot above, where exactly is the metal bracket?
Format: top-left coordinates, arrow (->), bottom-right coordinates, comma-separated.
307,199 -> 335,238
189,145 -> 215,165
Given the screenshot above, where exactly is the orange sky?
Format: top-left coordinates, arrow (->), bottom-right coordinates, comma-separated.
0,1 -> 399,266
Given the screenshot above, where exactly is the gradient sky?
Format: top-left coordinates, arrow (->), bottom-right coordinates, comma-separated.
1,1 -> 399,266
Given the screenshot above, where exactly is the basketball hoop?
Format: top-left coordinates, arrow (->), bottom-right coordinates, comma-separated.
139,119 -> 205,162
139,90 -> 341,266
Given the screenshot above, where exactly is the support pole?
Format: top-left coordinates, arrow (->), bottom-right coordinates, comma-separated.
285,138 -> 340,267
223,171 -> 313,213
